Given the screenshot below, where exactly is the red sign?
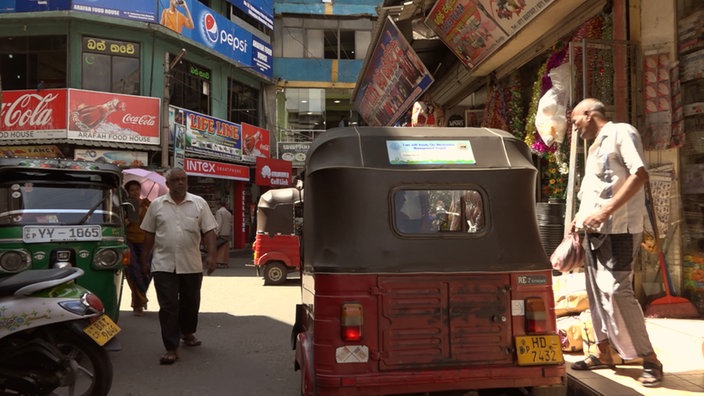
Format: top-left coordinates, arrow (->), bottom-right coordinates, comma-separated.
255,157 -> 292,187
0,89 -> 68,140
67,89 -> 160,145
184,157 -> 249,181
241,123 -> 270,161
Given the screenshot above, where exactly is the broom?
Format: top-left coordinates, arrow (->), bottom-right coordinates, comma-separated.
643,183 -> 699,319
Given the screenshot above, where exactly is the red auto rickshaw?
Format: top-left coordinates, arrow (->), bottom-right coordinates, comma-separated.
292,127 -> 566,395
252,187 -> 303,285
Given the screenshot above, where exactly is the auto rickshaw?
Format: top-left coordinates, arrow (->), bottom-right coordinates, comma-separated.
0,158 -> 129,322
252,187 -> 303,285
291,127 -> 566,396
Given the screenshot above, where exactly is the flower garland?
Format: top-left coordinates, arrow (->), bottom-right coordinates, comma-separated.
507,72 -> 525,139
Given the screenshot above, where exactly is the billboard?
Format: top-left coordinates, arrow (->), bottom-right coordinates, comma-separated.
241,122 -> 270,162
67,89 -> 160,145
157,0 -> 273,79
353,17 -> 434,126
72,0 -> 157,22
0,89 -> 68,140
182,107 -> 242,161
425,0 -> 554,69
226,0 -> 273,30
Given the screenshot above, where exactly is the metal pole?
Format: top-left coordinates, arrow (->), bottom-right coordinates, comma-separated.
161,52 -> 171,168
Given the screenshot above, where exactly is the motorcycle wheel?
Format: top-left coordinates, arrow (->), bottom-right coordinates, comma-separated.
42,325 -> 113,396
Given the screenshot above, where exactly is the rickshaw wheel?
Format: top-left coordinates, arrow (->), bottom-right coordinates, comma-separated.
263,262 -> 287,285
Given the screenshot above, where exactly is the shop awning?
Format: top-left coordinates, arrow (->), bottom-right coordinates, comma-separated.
374,0 -> 608,108
0,139 -> 163,151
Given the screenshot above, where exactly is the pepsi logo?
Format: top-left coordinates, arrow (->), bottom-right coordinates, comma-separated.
202,13 -> 218,44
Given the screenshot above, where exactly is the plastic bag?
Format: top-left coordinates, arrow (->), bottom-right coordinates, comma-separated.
550,231 -> 585,272
535,63 -> 570,146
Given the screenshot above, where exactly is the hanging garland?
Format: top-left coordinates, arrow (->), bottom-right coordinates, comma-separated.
507,72 -> 525,139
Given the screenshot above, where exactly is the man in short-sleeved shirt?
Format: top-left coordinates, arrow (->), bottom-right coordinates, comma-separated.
141,168 -> 217,365
569,98 -> 663,387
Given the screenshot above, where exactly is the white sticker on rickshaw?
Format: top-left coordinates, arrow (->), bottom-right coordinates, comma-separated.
336,345 -> 369,363
387,140 -> 476,165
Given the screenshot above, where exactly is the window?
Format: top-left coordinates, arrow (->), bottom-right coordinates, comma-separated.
275,17 -> 372,60
0,36 -> 66,90
394,189 -> 485,234
323,29 -> 355,59
228,79 -> 259,125
81,37 -> 140,95
169,57 -> 210,115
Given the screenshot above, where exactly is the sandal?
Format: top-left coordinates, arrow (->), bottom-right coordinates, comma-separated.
159,351 -> 178,365
571,354 -> 615,370
638,361 -> 663,387
181,335 -> 202,347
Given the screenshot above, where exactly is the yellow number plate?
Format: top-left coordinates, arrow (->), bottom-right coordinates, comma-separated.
515,335 -> 564,366
84,315 -> 121,346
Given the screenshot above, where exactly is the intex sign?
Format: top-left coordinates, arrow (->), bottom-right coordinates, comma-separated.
184,158 -> 249,181
0,89 -> 68,140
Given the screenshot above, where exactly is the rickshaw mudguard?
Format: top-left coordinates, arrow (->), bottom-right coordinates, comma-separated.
255,251 -> 293,268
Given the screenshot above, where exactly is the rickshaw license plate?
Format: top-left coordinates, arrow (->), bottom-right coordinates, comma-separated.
84,315 -> 121,346
515,335 -> 564,365
23,225 -> 102,243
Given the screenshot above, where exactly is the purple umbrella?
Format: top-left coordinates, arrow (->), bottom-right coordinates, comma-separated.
122,168 -> 169,201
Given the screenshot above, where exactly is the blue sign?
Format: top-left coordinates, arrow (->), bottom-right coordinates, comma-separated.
158,0 -> 272,79
226,0 -> 273,30
72,0 -> 157,22
0,0 -> 69,12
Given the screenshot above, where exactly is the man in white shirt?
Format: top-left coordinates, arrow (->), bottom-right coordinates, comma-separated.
141,168 -> 218,365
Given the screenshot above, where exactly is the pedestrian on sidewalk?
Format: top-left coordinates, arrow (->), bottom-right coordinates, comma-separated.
124,180 -> 152,316
215,200 -> 233,268
569,98 -> 663,387
140,167 -> 218,365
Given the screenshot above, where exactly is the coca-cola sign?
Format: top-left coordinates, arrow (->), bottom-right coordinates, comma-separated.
67,89 -> 161,145
0,89 -> 68,140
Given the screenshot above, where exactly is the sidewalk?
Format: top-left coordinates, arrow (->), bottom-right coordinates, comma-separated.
566,318 -> 704,395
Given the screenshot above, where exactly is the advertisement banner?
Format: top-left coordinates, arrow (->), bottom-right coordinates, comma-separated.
169,106 -> 186,168
0,0 -> 69,12
255,157 -> 292,187
71,0 -> 157,22
184,157 -> 249,181
425,0 -> 507,69
183,108 -> 242,161
157,0 -> 273,79
353,17 -> 434,126
241,122 -> 270,162
67,89 -> 160,145
74,149 -> 149,167
278,142 -> 310,167
0,89 -> 68,140
425,0 -> 553,69
1,145 -> 64,158
226,0 -> 273,30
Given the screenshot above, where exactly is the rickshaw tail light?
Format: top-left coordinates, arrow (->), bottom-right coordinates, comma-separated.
341,303 -> 363,341
524,297 -> 548,334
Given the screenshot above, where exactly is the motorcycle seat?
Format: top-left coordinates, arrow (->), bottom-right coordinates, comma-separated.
0,268 -> 77,297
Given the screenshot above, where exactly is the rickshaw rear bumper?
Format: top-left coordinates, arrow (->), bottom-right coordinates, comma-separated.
313,364 -> 565,395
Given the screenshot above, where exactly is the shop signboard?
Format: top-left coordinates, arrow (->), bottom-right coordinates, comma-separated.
1,145 -> 64,158
182,108 -> 242,161
157,0 -> 273,79
67,89 -> 160,145
71,0 -> 157,22
184,157 -> 249,181
74,149 -> 148,167
278,142 -> 310,167
226,0 -> 273,30
353,17 -> 434,126
255,157 -> 292,187
0,89 -> 68,140
241,122 -> 270,163
424,0 -> 553,69
0,0 -> 68,12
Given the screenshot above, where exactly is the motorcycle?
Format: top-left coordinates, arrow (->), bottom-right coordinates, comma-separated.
0,267 -> 118,396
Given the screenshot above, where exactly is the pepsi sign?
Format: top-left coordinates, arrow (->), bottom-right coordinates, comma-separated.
158,0 -> 272,79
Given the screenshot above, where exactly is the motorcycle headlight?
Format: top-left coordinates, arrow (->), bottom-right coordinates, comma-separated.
93,248 -> 120,270
0,250 -> 32,273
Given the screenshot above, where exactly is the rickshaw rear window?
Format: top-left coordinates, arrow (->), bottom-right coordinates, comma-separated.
394,189 -> 484,234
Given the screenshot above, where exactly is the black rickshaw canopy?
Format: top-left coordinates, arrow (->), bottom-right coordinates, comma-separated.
303,126 -> 550,274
